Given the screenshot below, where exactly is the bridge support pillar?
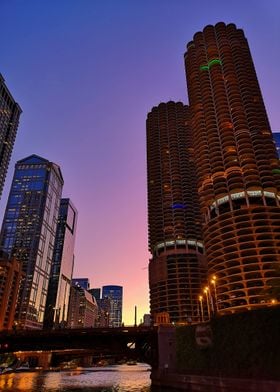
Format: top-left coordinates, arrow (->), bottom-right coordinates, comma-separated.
81,355 -> 93,367
157,325 -> 176,372
37,351 -> 52,370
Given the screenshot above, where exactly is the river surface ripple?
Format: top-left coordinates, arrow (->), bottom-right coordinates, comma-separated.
0,363 -> 152,392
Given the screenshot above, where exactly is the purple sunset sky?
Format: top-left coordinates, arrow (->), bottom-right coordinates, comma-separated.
0,0 -> 280,324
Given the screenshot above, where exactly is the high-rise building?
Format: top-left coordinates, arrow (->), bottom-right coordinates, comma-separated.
143,314 -> 151,327
68,283 -> 98,328
44,198 -> 77,329
95,297 -> 111,327
102,285 -> 123,327
0,253 -> 24,330
272,132 -> 280,159
146,101 -> 206,323
0,74 -> 22,198
184,22 -> 280,314
0,155 -> 64,329
72,278 -> 90,291
88,288 -> 110,327
88,288 -> 101,300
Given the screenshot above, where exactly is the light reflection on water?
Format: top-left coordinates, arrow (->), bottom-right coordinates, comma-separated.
0,364 -> 151,392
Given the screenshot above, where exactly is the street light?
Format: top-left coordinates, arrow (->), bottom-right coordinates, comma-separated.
210,275 -> 218,313
198,295 -> 204,322
203,287 -> 211,319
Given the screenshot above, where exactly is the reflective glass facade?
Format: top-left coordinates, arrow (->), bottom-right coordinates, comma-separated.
0,74 -> 22,198
102,285 -> 123,327
44,198 -> 77,329
88,288 -> 101,300
0,155 -> 63,329
273,132 -> 280,159
72,278 -> 90,291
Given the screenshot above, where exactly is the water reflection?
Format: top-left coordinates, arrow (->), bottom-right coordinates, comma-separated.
0,364 -> 151,392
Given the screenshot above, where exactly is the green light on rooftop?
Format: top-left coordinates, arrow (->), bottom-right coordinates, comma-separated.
200,58 -> 222,72
208,59 -> 222,68
272,169 -> 280,174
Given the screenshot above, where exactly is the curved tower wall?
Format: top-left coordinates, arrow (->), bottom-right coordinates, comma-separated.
184,22 -> 280,313
147,101 -> 206,323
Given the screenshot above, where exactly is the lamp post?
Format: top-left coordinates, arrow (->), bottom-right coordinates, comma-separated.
203,287 -> 211,320
210,275 -> 218,313
198,295 -> 204,322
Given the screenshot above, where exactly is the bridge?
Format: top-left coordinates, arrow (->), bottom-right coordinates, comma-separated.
0,326 -> 159,368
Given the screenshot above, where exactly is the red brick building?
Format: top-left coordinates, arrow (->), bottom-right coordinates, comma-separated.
0,255 -> 24,330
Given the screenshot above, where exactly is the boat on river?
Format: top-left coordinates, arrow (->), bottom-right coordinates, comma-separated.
126,360 -> 137,365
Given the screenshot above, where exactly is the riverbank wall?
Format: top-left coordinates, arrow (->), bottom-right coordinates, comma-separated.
151,370 -> 280,391
152,307 -> 280,391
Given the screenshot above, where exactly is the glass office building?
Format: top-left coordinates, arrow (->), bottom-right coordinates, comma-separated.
44,198 -> 77,329
102,285 -> 123,327
0,74 -> 22,198
272,132 -> 280,159
0,155 -> 63,329
72,278 -> 90,291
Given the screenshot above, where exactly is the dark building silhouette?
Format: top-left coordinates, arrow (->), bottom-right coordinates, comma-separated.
44,198 -> 77,329
0,155 -> 64,329
146,101 -> 206,323
88,288 -> 101,300
0,74 -> 22,198
184,22 -> 280,314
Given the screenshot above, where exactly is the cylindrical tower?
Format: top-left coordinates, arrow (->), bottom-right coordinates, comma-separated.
184,22 -> 280,313
147,101 -> 206,323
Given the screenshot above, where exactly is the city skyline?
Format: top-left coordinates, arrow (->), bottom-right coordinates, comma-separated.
0,1 -> 280,324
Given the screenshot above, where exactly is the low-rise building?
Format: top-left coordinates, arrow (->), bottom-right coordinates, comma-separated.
0,254 -> 24,330
68,283 -> 98,328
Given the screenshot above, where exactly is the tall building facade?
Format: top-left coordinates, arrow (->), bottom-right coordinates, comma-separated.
272,132 -> 280,159
88,288 -> 110,327
147,101 -> 206,323
0,155 -> 64,329
88,288 -> 101,300
184,22 -> 280,313
0,253 -> 24,330
44,198 -> 77,329
102,285 -> 123,327
72,278 -> 90,290
0,74 -> 22,198
68,283 -> 98,328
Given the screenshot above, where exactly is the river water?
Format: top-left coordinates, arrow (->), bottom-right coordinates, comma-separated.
0,364 -> 152,392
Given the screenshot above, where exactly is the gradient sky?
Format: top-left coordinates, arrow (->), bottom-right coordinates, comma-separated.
0,0 -> 280,324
